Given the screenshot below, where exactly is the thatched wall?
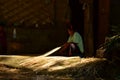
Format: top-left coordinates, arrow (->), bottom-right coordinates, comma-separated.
0,0 -> 69,27
0,0 -> 70,54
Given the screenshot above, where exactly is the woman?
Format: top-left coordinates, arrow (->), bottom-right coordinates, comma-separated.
59,23 -> 84,57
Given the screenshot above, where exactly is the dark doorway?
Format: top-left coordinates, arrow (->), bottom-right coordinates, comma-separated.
93,0 -> 99,51
68,0 -> 84,37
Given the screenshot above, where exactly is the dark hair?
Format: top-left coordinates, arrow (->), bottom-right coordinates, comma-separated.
66,22 -> 76,31
67,24 -> 72,30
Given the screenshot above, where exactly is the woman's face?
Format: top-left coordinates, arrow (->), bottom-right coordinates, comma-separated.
68,29 -> 74,36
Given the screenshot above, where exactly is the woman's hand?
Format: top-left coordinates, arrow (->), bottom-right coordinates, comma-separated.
59,43 -> 70,53
63,43 -> 70,48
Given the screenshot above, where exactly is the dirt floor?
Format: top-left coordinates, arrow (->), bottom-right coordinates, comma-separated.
0,55 -> 119,80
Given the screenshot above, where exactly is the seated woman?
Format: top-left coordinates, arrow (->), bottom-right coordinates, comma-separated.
59,23 -> 84,57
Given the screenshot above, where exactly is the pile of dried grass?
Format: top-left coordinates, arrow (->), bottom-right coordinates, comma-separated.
20,56 -> 108,80
1,55 -> 117,80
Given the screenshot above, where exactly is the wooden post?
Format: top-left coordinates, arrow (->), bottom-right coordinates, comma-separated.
84,0 -> 94,57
